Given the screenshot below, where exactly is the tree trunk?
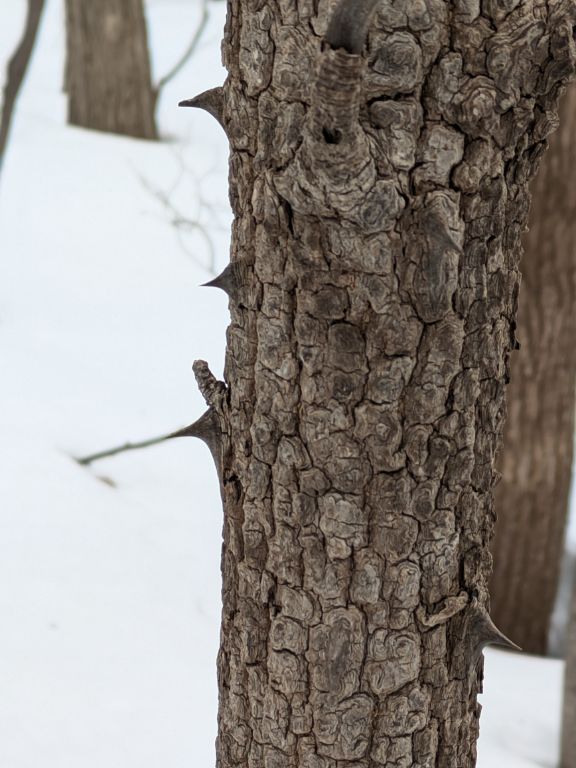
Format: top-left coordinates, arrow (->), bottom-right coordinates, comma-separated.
562,572 -> 576,767
64,0 -> 157,140
184,2 -> 576,766
0,0 -> 45,177
490,87 -> 576,656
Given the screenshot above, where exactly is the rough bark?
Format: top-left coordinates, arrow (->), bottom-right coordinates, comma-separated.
0,0 -> 45,176
490,86 -> 576,656
562,572 -> 576,767
64,0 -> 157,140
184,1 -> 576,766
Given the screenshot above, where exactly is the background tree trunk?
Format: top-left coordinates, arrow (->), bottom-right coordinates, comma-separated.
64,0 -> 157,140
0,0 -> 45,177
184,2 -> 576,767
490,87 -> 576,656
562,572 -> 576,767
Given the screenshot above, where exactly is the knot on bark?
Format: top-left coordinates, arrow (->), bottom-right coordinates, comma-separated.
274,10 -> 408,231
274,47 -> 378,220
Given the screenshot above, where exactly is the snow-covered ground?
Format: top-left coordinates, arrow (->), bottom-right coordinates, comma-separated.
0,2 -> 572,766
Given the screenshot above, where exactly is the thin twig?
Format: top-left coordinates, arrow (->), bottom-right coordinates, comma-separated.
137,167 -> 219,274
153,0 -> 209,99
76,432 -> 173,466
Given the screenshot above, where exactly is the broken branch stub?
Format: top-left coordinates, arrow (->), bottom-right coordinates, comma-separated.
274,47 -> 377,220
273,0 -> 406,227
192,359 -> 227,410
158,361 -> 228,484
325,0 -> 382,55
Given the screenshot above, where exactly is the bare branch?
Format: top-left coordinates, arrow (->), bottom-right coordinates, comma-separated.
75,409 -> 221,467
154,0 -> 209,99
0,0 -> 45,178
76,432 -> 173,466
325,0 -> 381,54
75,363 -> 227,469
137,168 -> 218,274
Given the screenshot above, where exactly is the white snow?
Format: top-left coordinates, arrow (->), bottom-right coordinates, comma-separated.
0,1 -> 572,766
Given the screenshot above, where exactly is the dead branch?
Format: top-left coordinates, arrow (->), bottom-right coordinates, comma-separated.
75,415 -> 216,466
76,432 -> 173,465
137,168 -> 218,274
153,0 -> 209,107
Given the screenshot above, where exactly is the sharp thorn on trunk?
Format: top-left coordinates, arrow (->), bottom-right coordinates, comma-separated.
179,86 -> 225,128
202,262 -> 236,295
167,407 -> 220,446
201,259 -> 251,299
467,602 -> 522,664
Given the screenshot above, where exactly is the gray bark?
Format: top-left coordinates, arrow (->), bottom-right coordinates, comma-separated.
562,571 -> 576,767
183,1 -> 576,766
64,0 -> 157,140
490,86 -> 576,656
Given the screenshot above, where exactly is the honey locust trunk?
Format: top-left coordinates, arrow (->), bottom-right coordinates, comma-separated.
186,1 -> 576,766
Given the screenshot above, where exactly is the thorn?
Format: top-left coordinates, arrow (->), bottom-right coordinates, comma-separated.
202,262 -> 236,295
201,259 -> 251,299
467,601 -> 521,664
167,408 -> 223,478
325,0 -> 381,55
179,87 -> 225,128
167,408 -> 219,443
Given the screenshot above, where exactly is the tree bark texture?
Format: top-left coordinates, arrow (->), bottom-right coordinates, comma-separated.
64,0 -> 157,140
0,0 -> 45,175
562,571 -> 576,767
187,1 -> 576,766
490,87 -> 576,656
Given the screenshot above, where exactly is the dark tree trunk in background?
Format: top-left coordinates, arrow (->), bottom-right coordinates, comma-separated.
0,0 -> 45,176
182,1 -> 576,766
64,0 -> 157,140
490,87 -> 576,656
562,574 -> 576,767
